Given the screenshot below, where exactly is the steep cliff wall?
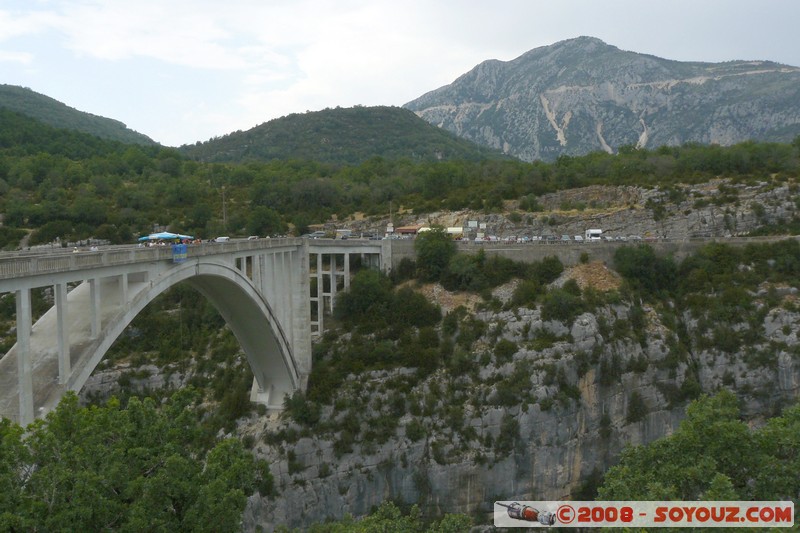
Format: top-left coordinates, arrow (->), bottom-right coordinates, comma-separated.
243,295 -> 800,530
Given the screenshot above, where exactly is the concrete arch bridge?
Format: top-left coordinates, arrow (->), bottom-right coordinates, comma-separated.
0,238 -> 389,426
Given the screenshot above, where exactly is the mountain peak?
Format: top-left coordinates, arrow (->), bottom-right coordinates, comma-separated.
405,38 -> 800,162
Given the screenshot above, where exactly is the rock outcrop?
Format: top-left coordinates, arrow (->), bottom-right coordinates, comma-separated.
344,178 -> 800,241
405,37 -> 800,162
241,293 -> 800,531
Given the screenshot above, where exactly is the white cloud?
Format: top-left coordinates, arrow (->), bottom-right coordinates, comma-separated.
0,50 -> 33,63
0,9 -> 60,40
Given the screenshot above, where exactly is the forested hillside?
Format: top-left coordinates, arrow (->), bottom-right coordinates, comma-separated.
0,85 -> 157,146
180,105 -> 507,165
2,110 -> 799,251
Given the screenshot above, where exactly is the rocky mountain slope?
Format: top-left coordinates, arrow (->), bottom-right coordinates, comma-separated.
336,176 -> 800,242
404,36 -> 800,162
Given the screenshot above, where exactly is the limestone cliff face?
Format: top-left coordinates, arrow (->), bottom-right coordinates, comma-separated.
404,37 -> 800,162
242,300 -> 800,531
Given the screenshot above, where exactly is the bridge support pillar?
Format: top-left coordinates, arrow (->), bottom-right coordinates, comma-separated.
313,252 -> 324,335
329,254 -> 337,313
292,243 -> 312,384
15,289 -> 34,427
89,278 -> 100,339
279,252 -> 290,342
55,283 -> 70,384
250,381 -> 274,409
253,254 -> 263,294
344,253 -> 350,290
119,274 -> 128,310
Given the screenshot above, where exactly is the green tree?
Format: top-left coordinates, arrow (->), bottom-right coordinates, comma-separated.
531,255 -> 564,285
334,269 -> 393,326
390,286 -> 442,328
298,500 -> 472,532
414,227 -> 456,282
0,390 -> 266,531
614,244 -> 676,298
247,205 -> 284,236
0,419 -> 29,529
599,391 -> 799,501
540,286 -> 584,323
441,253 -> 482,291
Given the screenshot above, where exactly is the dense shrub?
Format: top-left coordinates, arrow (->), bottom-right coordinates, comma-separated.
614,245 -> 677,298
626,390 -> 648,423
390,287 -> 442,328
530,256 -> 564,285
494,339 -> 518,364
414,227 -> 456,282
541,287 -> 584,324
334,269 -> 393,326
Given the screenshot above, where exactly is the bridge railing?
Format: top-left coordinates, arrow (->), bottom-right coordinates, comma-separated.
0,247 -> 171,280
0,238 -> 309,281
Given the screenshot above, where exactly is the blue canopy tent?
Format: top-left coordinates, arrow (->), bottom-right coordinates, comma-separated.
138,231 -> 194,241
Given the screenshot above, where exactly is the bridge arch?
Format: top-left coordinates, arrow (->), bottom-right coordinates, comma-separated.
2,238 -> 394,424
70,260 -> 300,411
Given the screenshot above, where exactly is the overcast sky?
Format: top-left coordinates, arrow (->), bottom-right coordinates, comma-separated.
2,0 -> 799,147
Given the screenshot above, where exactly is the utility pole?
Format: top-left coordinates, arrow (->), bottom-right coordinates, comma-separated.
222,185 -> 228,230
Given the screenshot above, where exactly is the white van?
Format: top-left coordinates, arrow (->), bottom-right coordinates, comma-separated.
214,236 -> 230,243
585,229 -> 602,241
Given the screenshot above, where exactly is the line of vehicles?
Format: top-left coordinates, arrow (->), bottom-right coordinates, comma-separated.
470,229 -> 659,244
300,228 -> 658,243
472,230 -> 652,244
475,229 -> 606,243
210,227 -> 667,245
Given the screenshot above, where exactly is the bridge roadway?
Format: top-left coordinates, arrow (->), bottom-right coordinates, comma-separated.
0,234 -> 790,426
0,238 -> 388,426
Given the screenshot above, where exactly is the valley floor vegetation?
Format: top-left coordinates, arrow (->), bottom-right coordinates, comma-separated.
0,390 -> 274,532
